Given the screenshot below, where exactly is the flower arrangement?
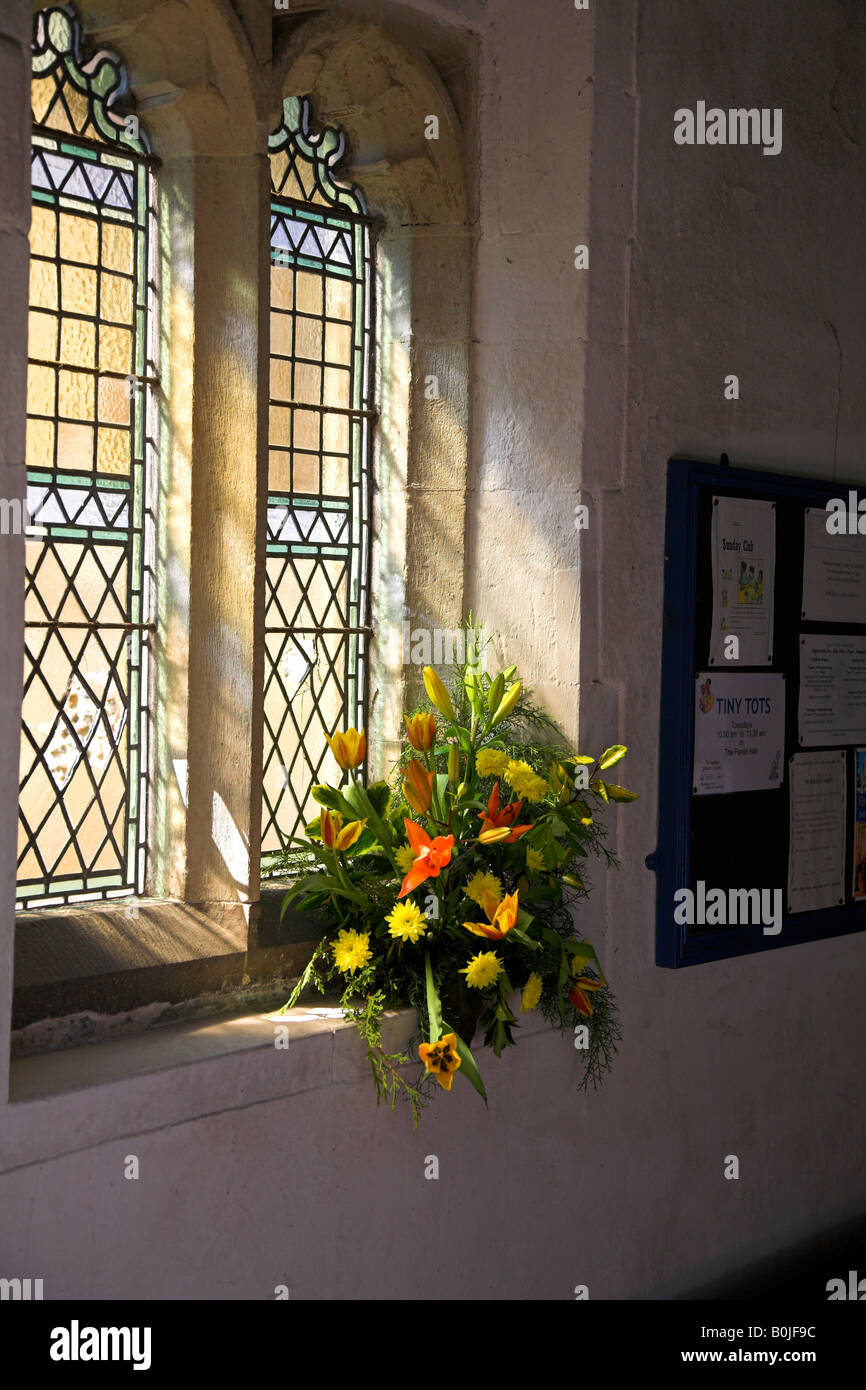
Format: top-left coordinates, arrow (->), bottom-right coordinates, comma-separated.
279,625 -> 636,1124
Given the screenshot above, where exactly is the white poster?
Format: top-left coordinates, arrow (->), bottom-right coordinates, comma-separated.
801,507 -> 866,623
693,672 -> 785,796
787,751 -> 847,914
798,635 -> 866,746
710,496 -> 775,666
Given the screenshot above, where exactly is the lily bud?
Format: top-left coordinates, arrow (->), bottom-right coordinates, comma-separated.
487,673 -> 505,714
448,744 -> 460,785
489,681 -> 522,728
422,666 -> 456,723
403,759 -> 434,815
479,826 -> 512,845
456,781 -> 468,798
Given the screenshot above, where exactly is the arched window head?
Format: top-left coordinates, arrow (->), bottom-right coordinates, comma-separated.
31,4 -> 149,154
20,6 -> 158,910
269,96 -> 367,216
262,97 -> 377,874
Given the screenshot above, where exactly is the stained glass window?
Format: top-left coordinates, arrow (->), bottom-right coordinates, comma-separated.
19,7 -> 158,908
262,97 -> 377,873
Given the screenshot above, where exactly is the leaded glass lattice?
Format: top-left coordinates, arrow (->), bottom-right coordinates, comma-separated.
18,7 -> 158,908
263,97 -> 376,873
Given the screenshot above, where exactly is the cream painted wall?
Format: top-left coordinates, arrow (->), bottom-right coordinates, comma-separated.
2,0 -> 865,1300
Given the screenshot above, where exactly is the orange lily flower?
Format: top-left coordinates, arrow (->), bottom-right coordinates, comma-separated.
569,975 -> 605,1017
404,712 -> 437,752
403,758 -> 434,815
418,1032 -> 462,1091
325,727 -> 366,771
464,888 -> 520,941
398,819 -> 454,898
320,810 -> 366,852
477,781 -> 533,843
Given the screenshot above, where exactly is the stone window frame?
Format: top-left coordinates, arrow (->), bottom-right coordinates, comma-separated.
11,0 -> 474,1046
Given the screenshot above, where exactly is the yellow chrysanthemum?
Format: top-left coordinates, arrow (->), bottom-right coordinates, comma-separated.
460,951 -> 503,990
520,972 -> 543,1012
504,759 -> 549,802
386,900 -> 427,943
395,842 -> 417,874
464,871 -> 502,907
525,847 -> 545,873
332,929 -> 373,975
476,748 -> 508,778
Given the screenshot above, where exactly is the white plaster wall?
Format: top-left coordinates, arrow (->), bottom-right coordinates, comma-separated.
2,0 -> 866,1301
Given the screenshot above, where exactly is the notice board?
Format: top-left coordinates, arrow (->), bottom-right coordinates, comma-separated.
654,458 -> 866,968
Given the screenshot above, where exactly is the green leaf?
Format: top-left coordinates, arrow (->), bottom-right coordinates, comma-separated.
598,744 -> 627,771
365,780 -> 391,818
310,784 -> 357,818
590,778 -> 609,803
424,950 -> 444,1044
569,755 -> 596,765
452,1032 -> 488,1105
605,783 -> 638,802
295,873 -> 369,909
509,926 -> 540,951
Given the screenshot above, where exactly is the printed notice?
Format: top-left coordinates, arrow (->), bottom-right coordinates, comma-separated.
693,673 -> 785,796
787,751 -> 847,914
855,749 -> 866,901
798,635 -> 866,746
710,496 -> 775,666
801,507 -> 866,623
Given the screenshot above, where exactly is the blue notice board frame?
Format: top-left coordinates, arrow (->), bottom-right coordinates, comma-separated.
654,457 -> 866,968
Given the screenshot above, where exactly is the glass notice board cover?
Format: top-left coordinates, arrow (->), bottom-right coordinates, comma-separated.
655,458 -> 866,968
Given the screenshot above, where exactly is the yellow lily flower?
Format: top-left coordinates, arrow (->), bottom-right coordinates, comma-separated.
422,666 -> 456,723
404,711 -> 437,751
569,974 -> 605,1017
464,889 -> 520,941
325,727 -> 366,771
418,1032 -> 462,1091
320,809 -> 366,852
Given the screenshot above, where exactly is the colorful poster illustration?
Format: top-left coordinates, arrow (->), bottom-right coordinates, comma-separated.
802,507 -> 866,623
855,749 -> 866,902
798,635 -> 866,746
693,672 -> 785,796
710,496 -> 775,667
787,751 -> 847,914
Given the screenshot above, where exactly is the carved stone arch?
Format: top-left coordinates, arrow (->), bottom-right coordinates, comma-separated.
273,14 -> 469,231
271,14 -> 474,775
46,0 -> 264,158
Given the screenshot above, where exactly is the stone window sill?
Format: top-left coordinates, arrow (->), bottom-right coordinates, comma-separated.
2,998 -> 417,1173
12,888 -> 325,1030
